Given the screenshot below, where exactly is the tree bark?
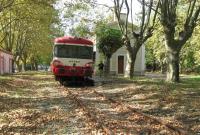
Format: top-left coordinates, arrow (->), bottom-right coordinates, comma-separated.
103,56 -> 111,76
35,62 -> 38,71
153,59 -> 156,72
31,63 -> 35,70
22,56 -> 27,71
12,60 -> 14,73
127,52 -> 137,79
15,60 -> 21,72
125,39 -> 140,79
160,61 -> 166,74
165,45 -> 181,82
21,60 -> 27,72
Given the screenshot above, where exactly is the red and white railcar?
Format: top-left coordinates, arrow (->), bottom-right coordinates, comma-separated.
51,36 -> 94,85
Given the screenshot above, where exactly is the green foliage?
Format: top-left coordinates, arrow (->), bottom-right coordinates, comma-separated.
69,23 -> 92,38
180,26 -> 200,73
96,23 -> 123,58
61,0 -> 110,37
146,24 -> 200,73
146,24 -> 166,71
0,0 -> 62,70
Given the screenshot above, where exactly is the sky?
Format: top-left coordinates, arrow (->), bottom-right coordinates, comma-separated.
55,0 -> 141,35
96,0 -> 141,15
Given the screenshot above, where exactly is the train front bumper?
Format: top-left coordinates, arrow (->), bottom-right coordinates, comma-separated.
52,66 -> 93,77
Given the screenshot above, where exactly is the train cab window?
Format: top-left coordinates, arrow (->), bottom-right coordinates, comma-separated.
78,46 -> 93,59
54,45 -> 93,59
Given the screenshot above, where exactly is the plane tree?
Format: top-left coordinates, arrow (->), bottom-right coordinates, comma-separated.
159,0 -> 200,82
113,0 -> 159,78
95,22 -> 123,75
0,0 -> 60,71
0,0 -> 14,12
146,24 -> 200,74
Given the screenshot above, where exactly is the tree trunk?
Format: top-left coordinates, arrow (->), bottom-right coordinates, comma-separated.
165,45 -> 180,82
104,56 -> 111,77
152,59 -> 156,72
21,63 -> 25,72
126,49 -> 137,79
12,60 -> 15,73
22,57 -> 27,71
125,39 -> 139,79
160,61 -> 166,74
130,54 -> 137,78
31,63 -> 35,70
35,62 -> 38,71
23,61 -> 27,71
15,60 -> 21,72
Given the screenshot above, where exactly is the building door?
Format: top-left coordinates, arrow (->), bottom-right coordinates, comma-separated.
118,55 -> 124,74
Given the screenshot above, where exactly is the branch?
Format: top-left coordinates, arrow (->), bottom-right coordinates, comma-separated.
186,0 -> 192,18
152,0 -> 160,27
114,0 -> 125,35
124,0 -> 129,36
130,0 -> 134,32
179,5 -> 200,47
184,0 -> 197,27
143,27 -> 153,43
139,0 -> 159,43
137,0 -> 161,15
0,18 -> 20,31
0,34 -> 7,49
140,0 -> 145,36
190,6 -> 200,27
142,0 -> 153,35
89,2 -> 113,9
0,0 -> 14,12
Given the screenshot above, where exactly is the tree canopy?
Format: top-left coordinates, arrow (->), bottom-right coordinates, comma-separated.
113,0 -> 159,78
0,0 -> 62,71
159,0 -> 200,82
96,23 -> 123,58
96,22 -> 123,75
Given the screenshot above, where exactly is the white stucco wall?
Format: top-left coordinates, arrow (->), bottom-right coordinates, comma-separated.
95,41 -> 145,76
110,46 -> 127,73
95,12 -> 145,76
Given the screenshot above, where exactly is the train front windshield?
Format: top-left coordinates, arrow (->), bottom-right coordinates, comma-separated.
54,45 -> 93,59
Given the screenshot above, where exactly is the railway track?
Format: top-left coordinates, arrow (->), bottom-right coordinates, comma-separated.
65,88 -> 111,134
63,86 -> 187,135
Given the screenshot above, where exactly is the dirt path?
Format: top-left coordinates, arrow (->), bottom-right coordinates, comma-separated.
64,86 -> 186,134
0,73 -> 95,134
0,72 -> 199,134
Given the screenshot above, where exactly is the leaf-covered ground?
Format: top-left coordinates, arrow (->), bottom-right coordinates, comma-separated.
0,72 -> 199,134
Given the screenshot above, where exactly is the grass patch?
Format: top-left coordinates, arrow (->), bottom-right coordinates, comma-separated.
0,75 -> 13,81
111,74 -> 200,133
125,74 -> 200,91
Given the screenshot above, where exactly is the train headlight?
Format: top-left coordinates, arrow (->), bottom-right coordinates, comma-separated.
85,62 -> 93,67
52,60 -> 64,67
